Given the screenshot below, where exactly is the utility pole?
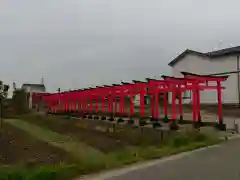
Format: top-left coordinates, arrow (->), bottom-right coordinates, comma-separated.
218,40 -> 223,50
41,77 -> 44,85
13,82 -> 16,90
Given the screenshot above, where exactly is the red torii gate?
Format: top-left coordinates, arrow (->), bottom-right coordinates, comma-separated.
146,77 -> 206,129
145,74 -> 228,129
42,71 -> 228,131
95,82 -> 148,121
181,72 -> 228,129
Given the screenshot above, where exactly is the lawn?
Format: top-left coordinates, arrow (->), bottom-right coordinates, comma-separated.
1,114 -> 222,180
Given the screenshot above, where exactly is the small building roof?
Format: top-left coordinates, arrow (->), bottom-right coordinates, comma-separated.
208,46 -> 240,57
168,46 -> 240,67
22,83 -> 45,88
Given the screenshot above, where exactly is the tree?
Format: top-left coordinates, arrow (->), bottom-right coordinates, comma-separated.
11,89 -> 28,115
0,81 -> 9,133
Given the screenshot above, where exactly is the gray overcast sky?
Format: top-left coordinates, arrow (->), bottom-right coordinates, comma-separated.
1,0 -> 240,94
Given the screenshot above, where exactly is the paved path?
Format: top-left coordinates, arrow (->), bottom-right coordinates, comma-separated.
86,138 -> 240,180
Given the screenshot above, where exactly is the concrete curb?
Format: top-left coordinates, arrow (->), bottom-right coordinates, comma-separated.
77,135 -> 240,180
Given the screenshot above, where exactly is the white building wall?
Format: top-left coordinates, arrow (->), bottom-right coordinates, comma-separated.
133,94 -> 150,106
30,87 -> 45,93
170,54 -> 238,104
210,56 -> 238,104
22,85 -> 46,109
133,95 -> 140,106
22,86 -> 45,93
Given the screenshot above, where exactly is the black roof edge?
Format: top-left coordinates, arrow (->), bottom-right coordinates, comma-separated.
162,75 -> 199,81
112,84 -> 121,86
132,80 -> 146,83
161,75 -> 173,79
168,49 -> 207,67
145,78 -> 162,81
169,46 -> 240,67
103,85 -> 112,87
121,82 -> 131,85
181,72 -> 229,78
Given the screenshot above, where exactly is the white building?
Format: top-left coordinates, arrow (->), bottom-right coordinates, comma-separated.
168,46 -> 240,104
21,83 -> 46,93
21,83 -> 46,108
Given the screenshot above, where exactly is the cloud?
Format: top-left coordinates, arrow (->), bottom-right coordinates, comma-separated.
1,0 -> 240,95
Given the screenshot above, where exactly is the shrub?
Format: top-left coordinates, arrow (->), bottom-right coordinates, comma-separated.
164,131 -> 208,148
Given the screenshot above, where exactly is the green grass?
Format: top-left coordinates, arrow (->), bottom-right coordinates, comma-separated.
0,163 -> 78,180
108,131 -> 221,164
4,118 -> 222,179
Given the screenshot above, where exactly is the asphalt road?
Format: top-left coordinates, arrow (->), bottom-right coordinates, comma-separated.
107,139 -> 240,180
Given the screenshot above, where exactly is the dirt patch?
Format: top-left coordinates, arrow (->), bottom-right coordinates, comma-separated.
0,123 -> 74,166
21,116 -> 128,153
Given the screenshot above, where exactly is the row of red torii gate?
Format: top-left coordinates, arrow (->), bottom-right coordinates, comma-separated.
36,72 -> 228,130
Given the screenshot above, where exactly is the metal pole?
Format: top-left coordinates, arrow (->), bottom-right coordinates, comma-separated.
237,56 -> 240,105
